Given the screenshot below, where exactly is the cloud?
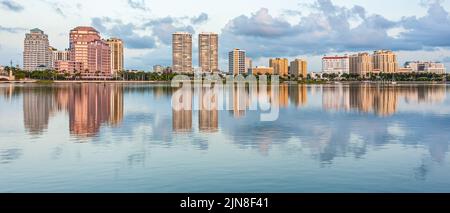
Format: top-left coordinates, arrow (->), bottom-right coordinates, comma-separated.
91,17 -> 156,49
144,16 -> 195,45
127,0 -> 148,11
442,57 -> 450,63
220,0 -> 450,59
55,7 -> 66,17
0,25 -> 26,33
224,8 -> 297,38
191,13 -> 209,25
398,1 -> 450,48
0,0 -> 23,12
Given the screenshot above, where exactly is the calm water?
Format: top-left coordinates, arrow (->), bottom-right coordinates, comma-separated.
0,82 -> 450,192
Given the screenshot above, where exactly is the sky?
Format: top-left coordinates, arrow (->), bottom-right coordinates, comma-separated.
1,0 -> 450,72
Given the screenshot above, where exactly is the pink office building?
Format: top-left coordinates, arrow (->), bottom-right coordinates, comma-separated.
69,26 -> 111,78
54,61 -> 83,74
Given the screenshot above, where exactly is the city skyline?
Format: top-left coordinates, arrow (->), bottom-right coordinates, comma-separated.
1,0 -> 450,71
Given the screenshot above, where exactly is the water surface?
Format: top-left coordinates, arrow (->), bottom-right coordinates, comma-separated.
0,83 -> 449,192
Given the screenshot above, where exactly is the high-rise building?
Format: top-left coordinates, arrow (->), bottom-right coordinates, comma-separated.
106,38 -> 124,75
69,26 -> 111,78
172,32 -> 193,73
372,50 -> 398,73
269,58 -> 289,76
228,48 -> 246,75
349,53 -> 373,76
87,40 -> 111,76
322,55 -> 349,74
199,32 -> 218,73
290,59 -> 308,78
245,58 -> 253,74
51,47 -> 70,68
405,61 -> 446,74
23,28 -> 51,71
52,49 -> 70,62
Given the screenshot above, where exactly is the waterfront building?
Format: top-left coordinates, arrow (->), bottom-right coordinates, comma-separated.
404,61 -> 446,74
245,58 -> 253,75
69,26 -> 111,78
54,61 -> 83,74
106,38 -> 124,75
23,28 -> 52,71
51,47 -> 70,69
290,59 -> 308,78
322,55 -> 349,74
153,65 -> 164,73
228,48 -> 246,75
269,58 -> 289,76
87,40 -> 111,77
349,53 -> 373,76
199,32 -> 219,73
172,32 -> 193,73
372,50 -> 398,73
252,66 -> 274,75
398,67 -> 413,73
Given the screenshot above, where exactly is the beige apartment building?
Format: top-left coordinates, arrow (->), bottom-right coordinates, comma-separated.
252,66 -> 274,75
349,53 -> 373,76
106,38 -> 124,75
51,47 -> 70,68
198,32 -> 218,73
290,59 -> 308,78
229,48 -> 246,75
23,28 -> 52,71
372,50 -> 398,73
269,58 -> 289,76
172,32 -> 193,73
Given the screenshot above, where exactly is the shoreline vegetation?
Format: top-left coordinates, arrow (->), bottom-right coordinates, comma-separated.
0,66 -> 448,84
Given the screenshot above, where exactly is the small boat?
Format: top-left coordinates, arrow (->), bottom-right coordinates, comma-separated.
391,81 -> 397,85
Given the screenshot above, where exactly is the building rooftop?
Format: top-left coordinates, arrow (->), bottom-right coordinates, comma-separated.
323,55 -> 349,59
30,28 -> 44,33
173,32 -> 192,35
71,26 -> 99,32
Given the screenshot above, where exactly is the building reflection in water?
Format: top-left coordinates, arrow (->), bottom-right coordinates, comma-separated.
0,83 -> 446,136
172,86 -> 193,132
323,84 -> 446,116
279,84 -> 289,108
289,84 -> 308,108
23,86 -> 56,134
19,84 -> 124,137
69,84 -> 124,137
199,86 -> 218,132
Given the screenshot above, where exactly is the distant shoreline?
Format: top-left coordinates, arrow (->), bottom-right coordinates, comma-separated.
0,80 -> 448,84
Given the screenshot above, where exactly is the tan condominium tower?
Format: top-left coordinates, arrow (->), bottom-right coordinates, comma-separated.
372,50 -> 398,73
23,28 -> 52,71
269,58 -> 289,76
228,48 -> 246,75
106,38 -> 124,75
290,59 -> 308,78
172,32 -> 193,73
199,32 -> 219,73
349,53 -> 373,76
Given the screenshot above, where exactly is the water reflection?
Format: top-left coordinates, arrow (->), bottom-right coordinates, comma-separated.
1,84 -> 125,137
323,84 -> 446,116
0,83 -> 450,191
0,83 -> 447,137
